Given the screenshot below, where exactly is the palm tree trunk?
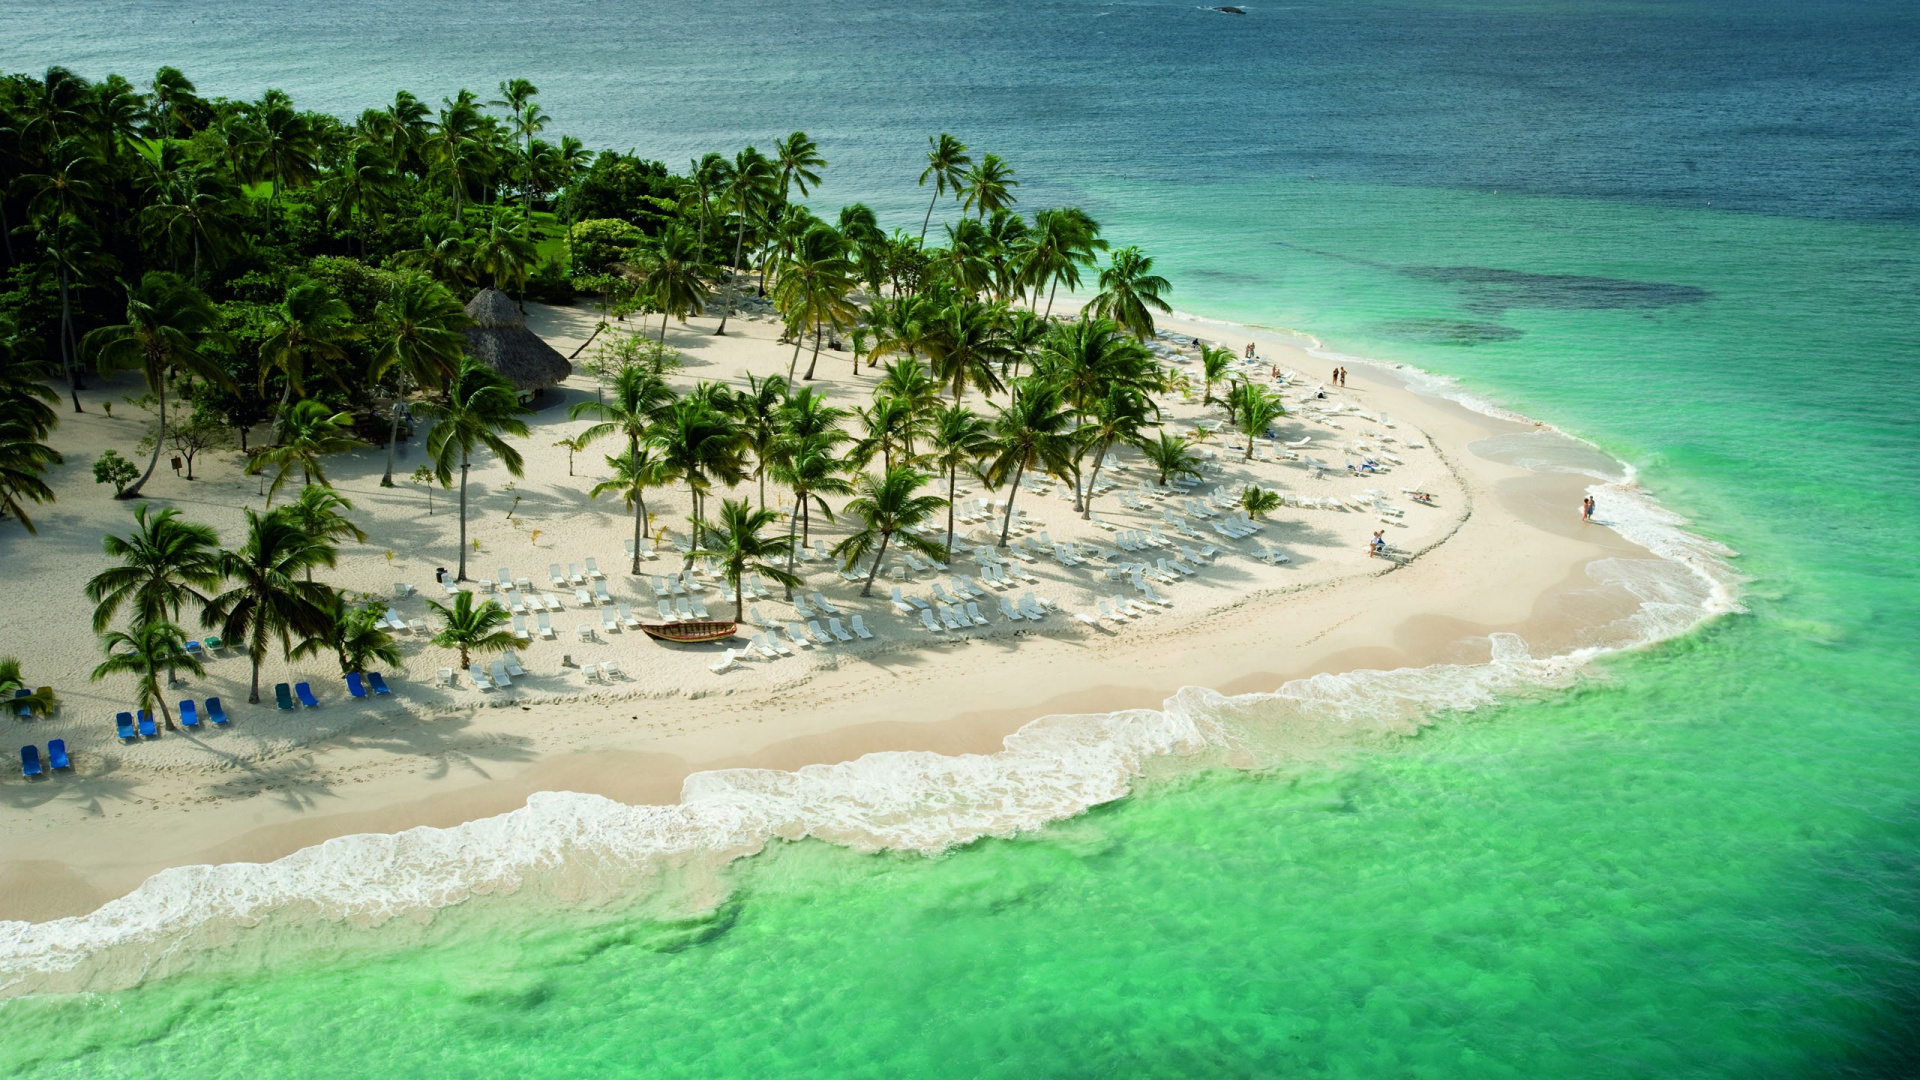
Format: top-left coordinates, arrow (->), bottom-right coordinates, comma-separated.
1044,279 -> 1060,321
920,189 -> 939,245
733,565 -> 745,622
660,310 -> 670,344
631,494 -> 644,575
715,224 -> 746,335
247,649 -> 262,704
787,334 -> 804,382
802,327 -> 823,381
861,532 -> 892,597
381,399 -> 403,487
456,452 -> 470,580
946,464 -> 958,554
121,380 -> 168,499
1081,440 -> 1111,520
157,692 -> 176,732
999,462 -> 1026,547
57,268 -> 81,413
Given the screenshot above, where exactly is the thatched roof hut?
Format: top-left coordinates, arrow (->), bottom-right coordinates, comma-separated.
463,288 -> 571,393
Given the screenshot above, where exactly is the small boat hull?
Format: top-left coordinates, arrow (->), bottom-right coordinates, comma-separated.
640,620 -> 738,644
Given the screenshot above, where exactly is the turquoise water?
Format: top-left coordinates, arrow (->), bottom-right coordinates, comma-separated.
4,0 -> 1919,1074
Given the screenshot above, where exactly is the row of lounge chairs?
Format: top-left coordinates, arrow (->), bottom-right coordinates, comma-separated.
743,615 -> 876,660
115,697 -> 229,739
19,740 -> 67,776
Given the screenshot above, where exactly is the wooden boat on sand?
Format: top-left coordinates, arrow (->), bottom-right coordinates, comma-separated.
640,620 -> 738,644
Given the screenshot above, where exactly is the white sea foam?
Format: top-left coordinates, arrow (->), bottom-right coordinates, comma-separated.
0,317 -> 1744,993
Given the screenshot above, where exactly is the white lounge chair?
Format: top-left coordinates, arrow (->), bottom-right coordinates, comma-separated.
496,567 -> 513,589
793,595 -> 815,619
468,663 -> 491,691
618,602 -> 640,629
749,634 -> 781,659
537,612 -> 554,639
766,632 -> 795,657
675,596 -> 693,617
709,649 -> 741,674
806,620 -> 833,646
786,622 -> 814,649
489,660 -> 512,689
512,614 -> 531,641
809,592 -> 840,615
690,594 -> 710,618
602,607 -> 619,632
827,617 -> 854,642
964,601 -> 989,626
918,608 -> 944,633
409,618 -> 428,635
543,593 -> 563,612
889,587 -> 915,616
585,558 -> 604,580
600,660 -> 621,680
503,651 -> 526,677
436,667 -> 455,687
568,563 -> 585,586
849,615 -> 875,640
997,596 -> 1023,622
549,563 -> 567,587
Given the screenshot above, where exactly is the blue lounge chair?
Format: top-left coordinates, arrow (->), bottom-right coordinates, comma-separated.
295,682 -> 319,708
346,672 -> 367,698
20,745 -> 40,777
13,689 -> 32,718
206,697 -> 229,725
179,700 -> 200,728
274,683 -> 294,710
46,739 -> 68,770
367,672 -> 391,695
138,710 -> 157,738
115,712 -> 136,740
185,640 -> 205,658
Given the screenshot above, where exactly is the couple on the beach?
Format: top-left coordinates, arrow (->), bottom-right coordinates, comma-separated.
1582,496 -> 1595,523
1331,366 -> 1348,386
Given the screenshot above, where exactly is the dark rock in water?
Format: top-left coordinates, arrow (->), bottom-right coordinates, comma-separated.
1213,6 -> 1247,13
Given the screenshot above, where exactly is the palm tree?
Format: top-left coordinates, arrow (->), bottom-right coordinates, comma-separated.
283,484 -> 368,580
650,397 -> 746,565
250,400 -> 368,503
429,89 -> 489,220
92,620 -> 205,731
316,139 -> 398,257
590,445 -> 675,553
767,432 -> 854,596
729,372 -> 787,508
86,504 -> 222,633
370,273 -> 469,486
918,133 -> 971,244
0,401 -> 63,533
961,153 -> 1018,219
468,214 -> 538,300
695,498 -> 802,621
1226,380 -> 1286,459
774,130 -> 826,209
1240,485 -> 1282,519
491,78 -> 547,221
833,466 -> 949,597
1199,342 -> 1235,407
636,224 -> 710,344
984,380 -> 1076,546
205,508 -> 335,703
1019,207 -> 1105,320
426,589 -> 517,669
571,364 -> 674,570
713,146 -> 775,336
252,88 -> 320,210
260,279 -> 359,424
773,224 -> 858,382
0,658 -> 56,718
1140,431 -> 1201,488
292,590 -> 403,676
82,271 -> 231,499
1088,246 -> 1173,340
140,165 -> 244,284
1075,384 -> 1158,519
417,360 -> 532,581
925,297 -> 1010,403
927,402 -> 992,554
852,395 -> 927,474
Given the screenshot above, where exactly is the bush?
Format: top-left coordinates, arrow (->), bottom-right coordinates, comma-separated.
93,449 -> 139,494
559,153 -> 677,234
568,219 -> 643,276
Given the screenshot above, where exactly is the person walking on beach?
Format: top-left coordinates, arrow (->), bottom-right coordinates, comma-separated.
1339,366 -> 1348,387
1581,495 -> 1595,523
1368,530 -> 1386,558
1245,342 -> 1255,359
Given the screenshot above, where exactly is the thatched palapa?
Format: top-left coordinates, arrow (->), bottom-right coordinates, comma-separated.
464,288 -> 571,392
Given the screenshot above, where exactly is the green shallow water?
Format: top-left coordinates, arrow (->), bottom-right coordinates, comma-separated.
2,178 -> 1916,1077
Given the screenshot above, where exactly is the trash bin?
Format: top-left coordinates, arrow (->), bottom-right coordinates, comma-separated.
435,567 -> 447,583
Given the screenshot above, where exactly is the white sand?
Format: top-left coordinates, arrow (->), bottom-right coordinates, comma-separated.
0,301 -> 1662,920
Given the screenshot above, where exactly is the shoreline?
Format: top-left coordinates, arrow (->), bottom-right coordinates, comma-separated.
0,307 -> 1728,962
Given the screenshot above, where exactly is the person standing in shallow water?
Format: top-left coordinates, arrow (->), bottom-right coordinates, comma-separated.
1582,495 -> 1595,522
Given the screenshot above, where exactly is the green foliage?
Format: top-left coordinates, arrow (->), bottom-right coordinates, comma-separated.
1240,484 -> 1282,519
525,258 -> 574,303
561,153 -> 677,234
93,449 -> 140,493
568,218 -> 643,276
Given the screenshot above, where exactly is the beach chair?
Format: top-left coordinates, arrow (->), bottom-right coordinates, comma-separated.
690,594 -> 710,618
11,689 -> 29,717
964,602 -> 990,627
889,587 -> 914,616
997,596 -> 1023,622
207,697 -> 230,724
20,745 -> 40,777
436,667 -> 455,688
516,577 -> 534,593
793,595 -> 815,619
931,582 -> 959,606
115,711 -> 136,739
594,581 -> 613,605
810,592 -> 840,615
537,612 -> 555,639
180,699 -> 201,727
804,620 -> 832,646
138,711 -> 158,737
1019,594 -> 1049,619
827,617 -> 855,642
602,607 -> 619,633
497,567 -> 513,590
508,595 -> 527,616
184,639 -> 206,660
512,614 -> 531,641
918,608 -> 944,633
786,622 -> 814,649
503,652 -> 526,677
657,599 -> 676,621
638,537 -> 656,560
409,618 -> 429,635
384,609 -> 408,631
709,649 -> 741,674
489,660 -> 512,689
367,674 -> 391,696
295,682 -> 319,708
47,739 -> 68,770
394,582 -> 416,598
347,673 -> 368,698
602,660 -> 622,679
619,602 -> 640,630
550,563 -> 567,587
568,563 -> 586,586
764,632 -> 795,658
575,588 -> 594,608
585,557 -> 604,580
849,615 -> 875,640
469,663 -> 491,691
674,596 -> 693,618
625,538 -> 635,558
274,683 -> 295,710
748,634 -> 780,659
543,593 -> 563,612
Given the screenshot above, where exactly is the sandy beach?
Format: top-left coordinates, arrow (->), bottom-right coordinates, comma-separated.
0,303 -> 1662,923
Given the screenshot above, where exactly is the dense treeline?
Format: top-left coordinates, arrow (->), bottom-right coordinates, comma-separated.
0,64 -> 1292,705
